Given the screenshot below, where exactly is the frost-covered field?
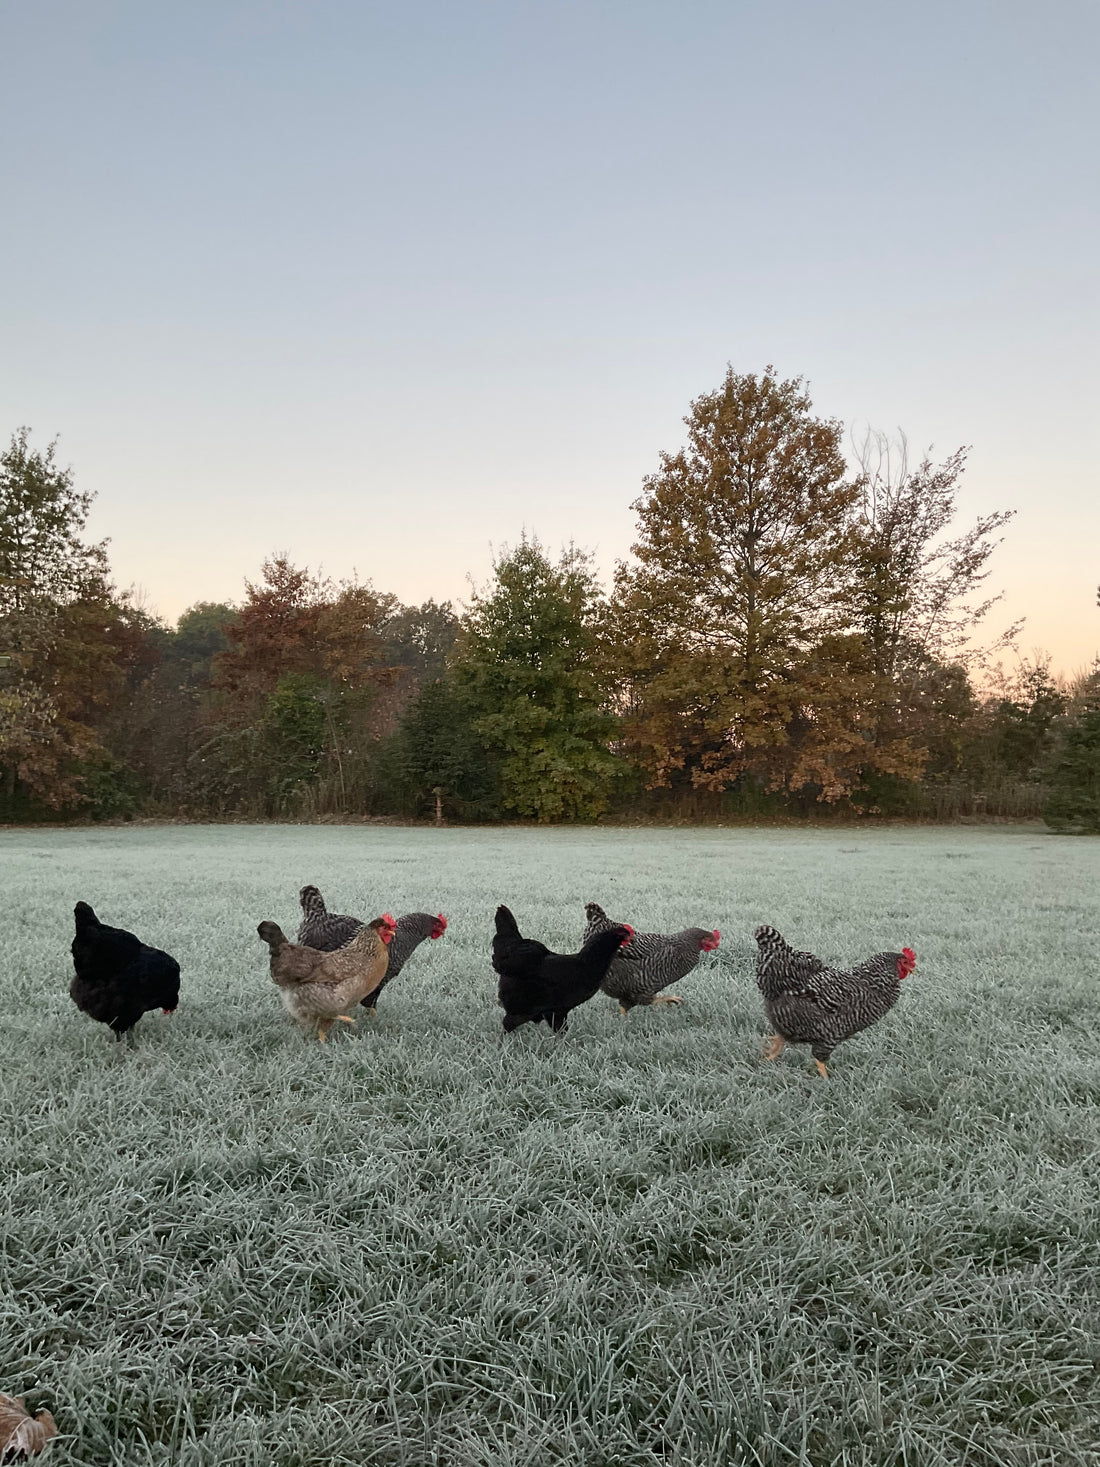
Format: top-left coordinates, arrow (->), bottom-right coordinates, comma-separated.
1,823 -> 1098,1467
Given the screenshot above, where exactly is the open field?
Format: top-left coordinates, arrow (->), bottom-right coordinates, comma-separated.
1,823 -> 1098,1466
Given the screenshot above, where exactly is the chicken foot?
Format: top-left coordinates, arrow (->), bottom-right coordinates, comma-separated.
619,994 -> 685,1016
316,1015 -> 358,1043
761,1034 -> 786,1061
810,1043 -> 832,1079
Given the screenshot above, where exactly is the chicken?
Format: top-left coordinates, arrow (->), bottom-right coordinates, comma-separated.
258,914 -> 395,1041
359,912 -> 448,1012
753,924 -> 917,1077
296,887 -> 447,1011
296,885 -> 361,949
69,901 -> 180,1042
0,1393 -> 57,1459
493,905 -> 633,1036
583,901 -> 720,1014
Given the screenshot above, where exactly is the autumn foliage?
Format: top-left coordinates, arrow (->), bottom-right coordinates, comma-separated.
1,369 -> 1094,825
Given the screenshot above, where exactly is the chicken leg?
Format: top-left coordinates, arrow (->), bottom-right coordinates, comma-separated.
762,1034 -> 786,1061
811,1043 -> 832,1079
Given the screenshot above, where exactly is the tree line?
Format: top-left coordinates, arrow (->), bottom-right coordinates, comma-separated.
2,369 -> 1097,831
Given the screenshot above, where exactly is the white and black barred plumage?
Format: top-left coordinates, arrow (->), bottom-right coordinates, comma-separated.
583,901 -> 720,1012
297,886 -> 361,950
296,887 -> 447,1010
753,924 -> 916,1075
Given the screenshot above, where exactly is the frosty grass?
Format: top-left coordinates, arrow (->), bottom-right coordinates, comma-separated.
1,823 -> 1098,1466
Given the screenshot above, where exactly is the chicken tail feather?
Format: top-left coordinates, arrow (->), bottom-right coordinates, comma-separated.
74,900 -> 100,932
257,921 -> 286,952
495,905 -> 521,938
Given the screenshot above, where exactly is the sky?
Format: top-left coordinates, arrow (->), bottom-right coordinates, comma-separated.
1,0 -> 1097,672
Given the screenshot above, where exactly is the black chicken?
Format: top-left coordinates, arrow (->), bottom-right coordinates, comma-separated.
493,904 -> 632,1036
69,901 -> 181,1042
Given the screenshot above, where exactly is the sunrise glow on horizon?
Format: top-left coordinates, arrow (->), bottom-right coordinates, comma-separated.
2,1 -> 1096,672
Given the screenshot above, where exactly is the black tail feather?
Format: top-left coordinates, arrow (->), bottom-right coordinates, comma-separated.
74,901 -> 100,931
494,905 -> 521,939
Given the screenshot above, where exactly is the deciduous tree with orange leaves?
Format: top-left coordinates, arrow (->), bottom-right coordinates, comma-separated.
199,555 -> 399,814
608,367 -> 922,802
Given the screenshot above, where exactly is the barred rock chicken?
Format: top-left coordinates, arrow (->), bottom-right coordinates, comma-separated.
360,912 -> 447,1012
493,905 -> 633,1036
296,885 -> 364,950
583,901 -> 720,1014
753,925 -> 917,1077
296,886 -> 447,1011
0,1392 -> 57,1459
258,914 -> 395,1041
69,901 -> 180,1042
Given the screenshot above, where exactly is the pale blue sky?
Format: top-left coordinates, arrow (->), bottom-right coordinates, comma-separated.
1,0 -> 1097,669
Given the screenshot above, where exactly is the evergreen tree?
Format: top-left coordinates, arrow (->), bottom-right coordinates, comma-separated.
453,537 -> 622,822
262,673 -> 329,811
387,677 -> 500,820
